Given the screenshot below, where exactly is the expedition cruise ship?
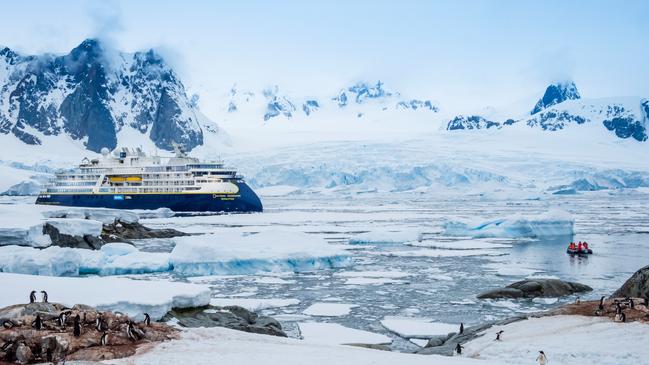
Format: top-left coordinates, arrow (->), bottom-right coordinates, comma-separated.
35,146 -> 263,212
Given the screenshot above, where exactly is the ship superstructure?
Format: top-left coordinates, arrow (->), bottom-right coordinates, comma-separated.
36,146 -> 263,212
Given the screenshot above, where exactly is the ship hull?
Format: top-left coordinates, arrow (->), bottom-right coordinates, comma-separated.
35,182 -> 263,213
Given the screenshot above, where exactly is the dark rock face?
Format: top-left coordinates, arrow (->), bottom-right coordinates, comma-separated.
612,265 -> 649,299
396,99 -> 438,112
477,279 -> 592,299
43,223 -> 105,250
603,117 -> 647,142
164,305 -> 286,337
531,81 -> 580,114
447,115 -> 500,130
526,110 -> 588,131
0,39 -> 206,152
101,220 -> 188,243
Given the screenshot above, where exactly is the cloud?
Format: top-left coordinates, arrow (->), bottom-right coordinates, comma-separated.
86,0 -> 124,69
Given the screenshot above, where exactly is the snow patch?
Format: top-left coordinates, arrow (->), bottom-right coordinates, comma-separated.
299,322 -> 391,345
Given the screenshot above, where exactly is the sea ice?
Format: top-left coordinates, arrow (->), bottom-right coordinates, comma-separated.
209,298 -> 300,311
333,270 -> 411,279
348,229 -> 422,244
299,322 -> 391,345
404,239 -> 512,250
170,230 -> 353,275
343,277 -> 406,285
380,317 -> 459,338
303,303 -> 358,317
443,210 -> 574,238
0,272 -> 210,320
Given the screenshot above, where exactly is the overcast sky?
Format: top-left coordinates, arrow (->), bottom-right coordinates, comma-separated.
1,0 -> 647,113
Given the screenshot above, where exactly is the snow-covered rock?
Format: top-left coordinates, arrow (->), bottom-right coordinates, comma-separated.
0,272 -> 210,320
443,211 -> 574,238
446,115 -> 501,130
380,317 -> 459,338
531,81 -> 581,114
170,231 -> 353,276
45,218 -> 103,237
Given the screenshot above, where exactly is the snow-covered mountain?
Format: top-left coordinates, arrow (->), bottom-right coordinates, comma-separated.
445,82 -> 648,142
221,81 -> 439,123
0,39 -> 225,153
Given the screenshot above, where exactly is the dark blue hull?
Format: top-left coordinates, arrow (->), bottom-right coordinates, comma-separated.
35,182 -> 263,213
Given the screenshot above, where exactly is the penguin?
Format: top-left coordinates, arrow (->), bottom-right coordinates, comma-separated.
459,322 -> 464,335
615,302 -> 622,314
46,347 -> 53,362
455,342 -> 463,355
495,330 -> 504,341
58,311 -> 71,327
644,297 -> 649,307
95,314 -> 108,332
41,290 -> 48,303
575,296 -> 580,304
620,312 -> 626,322
100,332 -> 109,346
598,296 -> 605,311
627,298 -> 635,309
32,314 -> 43,330
29,290 -> 37,304
143,313 -> 151,326
127,322 -> 141,342
2,320 -> 15,329
73,315 -> 81,337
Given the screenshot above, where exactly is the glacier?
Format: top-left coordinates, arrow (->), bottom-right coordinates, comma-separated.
443,211 -> 574,239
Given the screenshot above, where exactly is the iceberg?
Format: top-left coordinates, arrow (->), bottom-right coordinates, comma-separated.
170,231 -> 353,276
0,272 -> 210,320
348,230 -> 422,244
443,211 -> 574,238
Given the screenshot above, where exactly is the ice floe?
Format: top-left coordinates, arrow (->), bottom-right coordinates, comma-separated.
404,239 -> 512,250
0,272 -> 210,320
349,230 -> 422,244
334,270 -> 411,279
443,210 -> 574,238
303,303 -> 358,316
299,322 -> 391,345
171,230 -> 353,275
380,317 -> 459,338
209,298 -> 300,311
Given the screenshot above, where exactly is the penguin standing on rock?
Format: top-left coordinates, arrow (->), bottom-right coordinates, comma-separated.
143,313 -> 151,326
73,315 -> 81,337
459,322 -> 464,335
32,315 -> 43,330
41,290 -> 48,303
495,330 -> 504,341
100,332 -> 109,346
58,311 -> 71,327
127,322 -> 141,342
95,314 -> 108,332
598,296 -> 605,310
29,290 -> 37,304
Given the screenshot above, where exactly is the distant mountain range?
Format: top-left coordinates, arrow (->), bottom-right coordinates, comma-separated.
0,39 -> 647,155
446,81 -> 648,142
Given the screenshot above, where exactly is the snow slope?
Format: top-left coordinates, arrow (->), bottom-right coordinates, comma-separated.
0,272 -> 210,320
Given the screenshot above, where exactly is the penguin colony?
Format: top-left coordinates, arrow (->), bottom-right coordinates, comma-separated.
0,291 -> 154,363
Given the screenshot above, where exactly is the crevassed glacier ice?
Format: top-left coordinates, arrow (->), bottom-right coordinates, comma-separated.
443,210 -> 574,238
171,230 -> 353,276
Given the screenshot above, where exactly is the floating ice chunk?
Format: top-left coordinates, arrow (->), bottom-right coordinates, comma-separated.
334,270 -> 411,279
170,231 -> 353,276
532,297 -> 559,305
0,272 -> 210,320
299,322 -> 392,345
405,239 -> 512,250
44,208 -> 139,224
46,218 -> 103,237
0,244 -> 171,277
209,298 -> 300,311
380,317 -> 459,338
344,277 -> 406,285
443,210 -> 574,238
349,230 -> 422,244
303,303 -> 358,316
253,276 -> 296,284
379,249 -> 504,258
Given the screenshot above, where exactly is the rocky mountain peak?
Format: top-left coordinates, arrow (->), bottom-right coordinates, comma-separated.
531,81 -> 581,114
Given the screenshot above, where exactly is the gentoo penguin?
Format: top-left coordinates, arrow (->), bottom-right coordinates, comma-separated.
2,320 -> 15,329
95,314 -> 108,332
29,290 -> 36,304
627,298 -> 635,309
615,302 -> 622,314
100,332 -> 109,346
143,313 -> 151,326
41,290 -> 48,303
127,322 -> 141,342
598,296 -> 605,311
459,322 -> 464,335
455,343 -> 463,355
32,314 -> 43,330
58,311 -> 71,327
575,296 -> 581,304
73,315 -> 81,337
495,330 -> 504,341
